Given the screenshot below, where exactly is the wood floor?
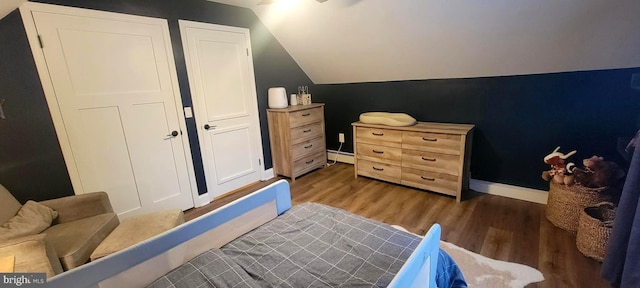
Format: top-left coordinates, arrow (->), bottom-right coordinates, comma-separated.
185,163 -> 610,288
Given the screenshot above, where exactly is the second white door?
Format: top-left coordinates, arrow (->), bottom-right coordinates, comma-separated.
180,21 -> 264,199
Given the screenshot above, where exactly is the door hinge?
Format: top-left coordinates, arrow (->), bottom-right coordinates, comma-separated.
37,35 -> 44,48
258,159 -> 262,166
246,48 -> 249,56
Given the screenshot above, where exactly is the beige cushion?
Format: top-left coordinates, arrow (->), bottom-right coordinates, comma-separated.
0,201 -> 58,241
0,234 -> 63,277
44,213 -> 119,270
359,112 -> 417,127
90,209 -> 184,261
0,184 -> 22,225
40,192 -> 114,224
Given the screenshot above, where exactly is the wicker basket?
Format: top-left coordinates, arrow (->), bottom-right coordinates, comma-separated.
546,181 -> 612,233
576,202 -> 616,262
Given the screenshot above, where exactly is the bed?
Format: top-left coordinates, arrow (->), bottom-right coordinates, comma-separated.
44,180 -> 445,288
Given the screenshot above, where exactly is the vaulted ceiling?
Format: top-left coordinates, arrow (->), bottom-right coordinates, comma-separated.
3,1 -> 639,84
210,0 -> 640,84
0,0 -> 26,19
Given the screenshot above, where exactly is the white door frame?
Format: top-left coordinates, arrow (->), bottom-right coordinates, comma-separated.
19,2 -> 200,204
179,20 -> 266,204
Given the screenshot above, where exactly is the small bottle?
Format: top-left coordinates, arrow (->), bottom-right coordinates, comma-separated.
290,94 -> 298,106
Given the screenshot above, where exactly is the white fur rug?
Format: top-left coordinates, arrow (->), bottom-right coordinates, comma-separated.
391,225 -> 544,288
439,241 -> 544,288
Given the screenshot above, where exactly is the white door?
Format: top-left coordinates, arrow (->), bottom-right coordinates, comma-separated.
180,20 -> 264,199
23,4 -> 196,218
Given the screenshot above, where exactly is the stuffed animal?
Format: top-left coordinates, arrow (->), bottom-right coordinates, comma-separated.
571,156 -> 625,188
541,146 -> 576,184
563,163 -> 577,186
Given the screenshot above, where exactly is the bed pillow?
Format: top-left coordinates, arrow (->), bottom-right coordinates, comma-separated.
0,201 -> 58,241
359,112 -> 417,127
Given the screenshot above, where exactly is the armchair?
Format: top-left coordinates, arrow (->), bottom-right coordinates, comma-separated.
0,184 -> 119,277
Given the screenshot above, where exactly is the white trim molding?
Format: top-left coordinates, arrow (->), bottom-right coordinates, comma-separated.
194,193 -> 213,208
327,150 -> 355,165
195,167 -> 275,207
262,168 -> 275,181
327,152 -> 548,204
469,179 -> 548,204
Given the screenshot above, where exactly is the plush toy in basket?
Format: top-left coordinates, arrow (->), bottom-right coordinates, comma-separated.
542,147 -> 625,233
568,156 -> 626,188
541,146 -> 576,185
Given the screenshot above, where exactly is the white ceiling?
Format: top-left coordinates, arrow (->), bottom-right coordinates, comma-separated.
0,0 -> 26,19
211,0 -> 640,84
3,1 -> 639,84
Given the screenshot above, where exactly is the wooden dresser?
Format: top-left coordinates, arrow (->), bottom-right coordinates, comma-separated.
267,103 -> 327,181
352,121 -> 474,202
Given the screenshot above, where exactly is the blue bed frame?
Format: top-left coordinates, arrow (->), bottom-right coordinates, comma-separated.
45,180 -> 440,288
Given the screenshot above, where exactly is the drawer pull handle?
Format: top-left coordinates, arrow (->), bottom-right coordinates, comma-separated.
303,129 -> 312,133
422,137 -> 438,142
372,167 -> 384,171
421,176 -> 435,181
372,132 -> 384,136
372,150 -> 384,154
304,144 -> 313,149
302,113 -> 311,117
421,157 -> 436,162
305,159 -> 315,164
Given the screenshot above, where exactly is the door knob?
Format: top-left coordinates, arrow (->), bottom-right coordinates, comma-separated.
204,124 -> 216,130
167,131 -> 179,137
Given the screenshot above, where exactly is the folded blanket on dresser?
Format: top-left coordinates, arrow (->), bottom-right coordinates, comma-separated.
148,203 -> 464,288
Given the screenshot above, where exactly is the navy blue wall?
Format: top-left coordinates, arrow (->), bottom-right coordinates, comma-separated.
315,68 -> 640,190
0,11 -> 74,203
2,0 -> 638,201
0,0 -> 312,201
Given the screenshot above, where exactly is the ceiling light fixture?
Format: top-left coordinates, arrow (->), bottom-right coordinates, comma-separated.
258,0 -> 328,4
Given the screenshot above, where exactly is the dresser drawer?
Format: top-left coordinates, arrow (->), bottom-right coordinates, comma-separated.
357,159 -> 401,183
353,121 -> 473,202
293,152 -> 326,176
401,168 -> 458,196
292,137 -> 325,160
402,149 -> 460,176
402,131 -> 461,155
290,107 -> 323,128
356,127 -> 402,147
291,122 -> 323,144
356,142 -> 402,165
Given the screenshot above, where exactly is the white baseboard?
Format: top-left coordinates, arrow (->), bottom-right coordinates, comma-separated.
469,179 -> 548,204
325,152 -> 548,204
262,168 -> 275,181
195,168 -> 275,207
327,149 -> 355,164
194,192 -> 213,208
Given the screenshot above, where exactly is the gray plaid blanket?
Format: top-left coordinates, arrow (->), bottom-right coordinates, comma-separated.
148,203 -> 423,288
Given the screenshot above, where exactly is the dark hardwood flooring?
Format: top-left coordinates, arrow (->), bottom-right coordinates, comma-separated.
185,163 -> 610,288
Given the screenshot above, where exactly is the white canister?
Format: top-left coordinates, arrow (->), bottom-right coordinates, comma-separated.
268,87 -> 288,108
290,94 -> 298,106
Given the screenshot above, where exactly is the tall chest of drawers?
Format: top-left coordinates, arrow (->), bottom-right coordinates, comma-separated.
352,121 -> 474,202
267,103 -> 326,181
